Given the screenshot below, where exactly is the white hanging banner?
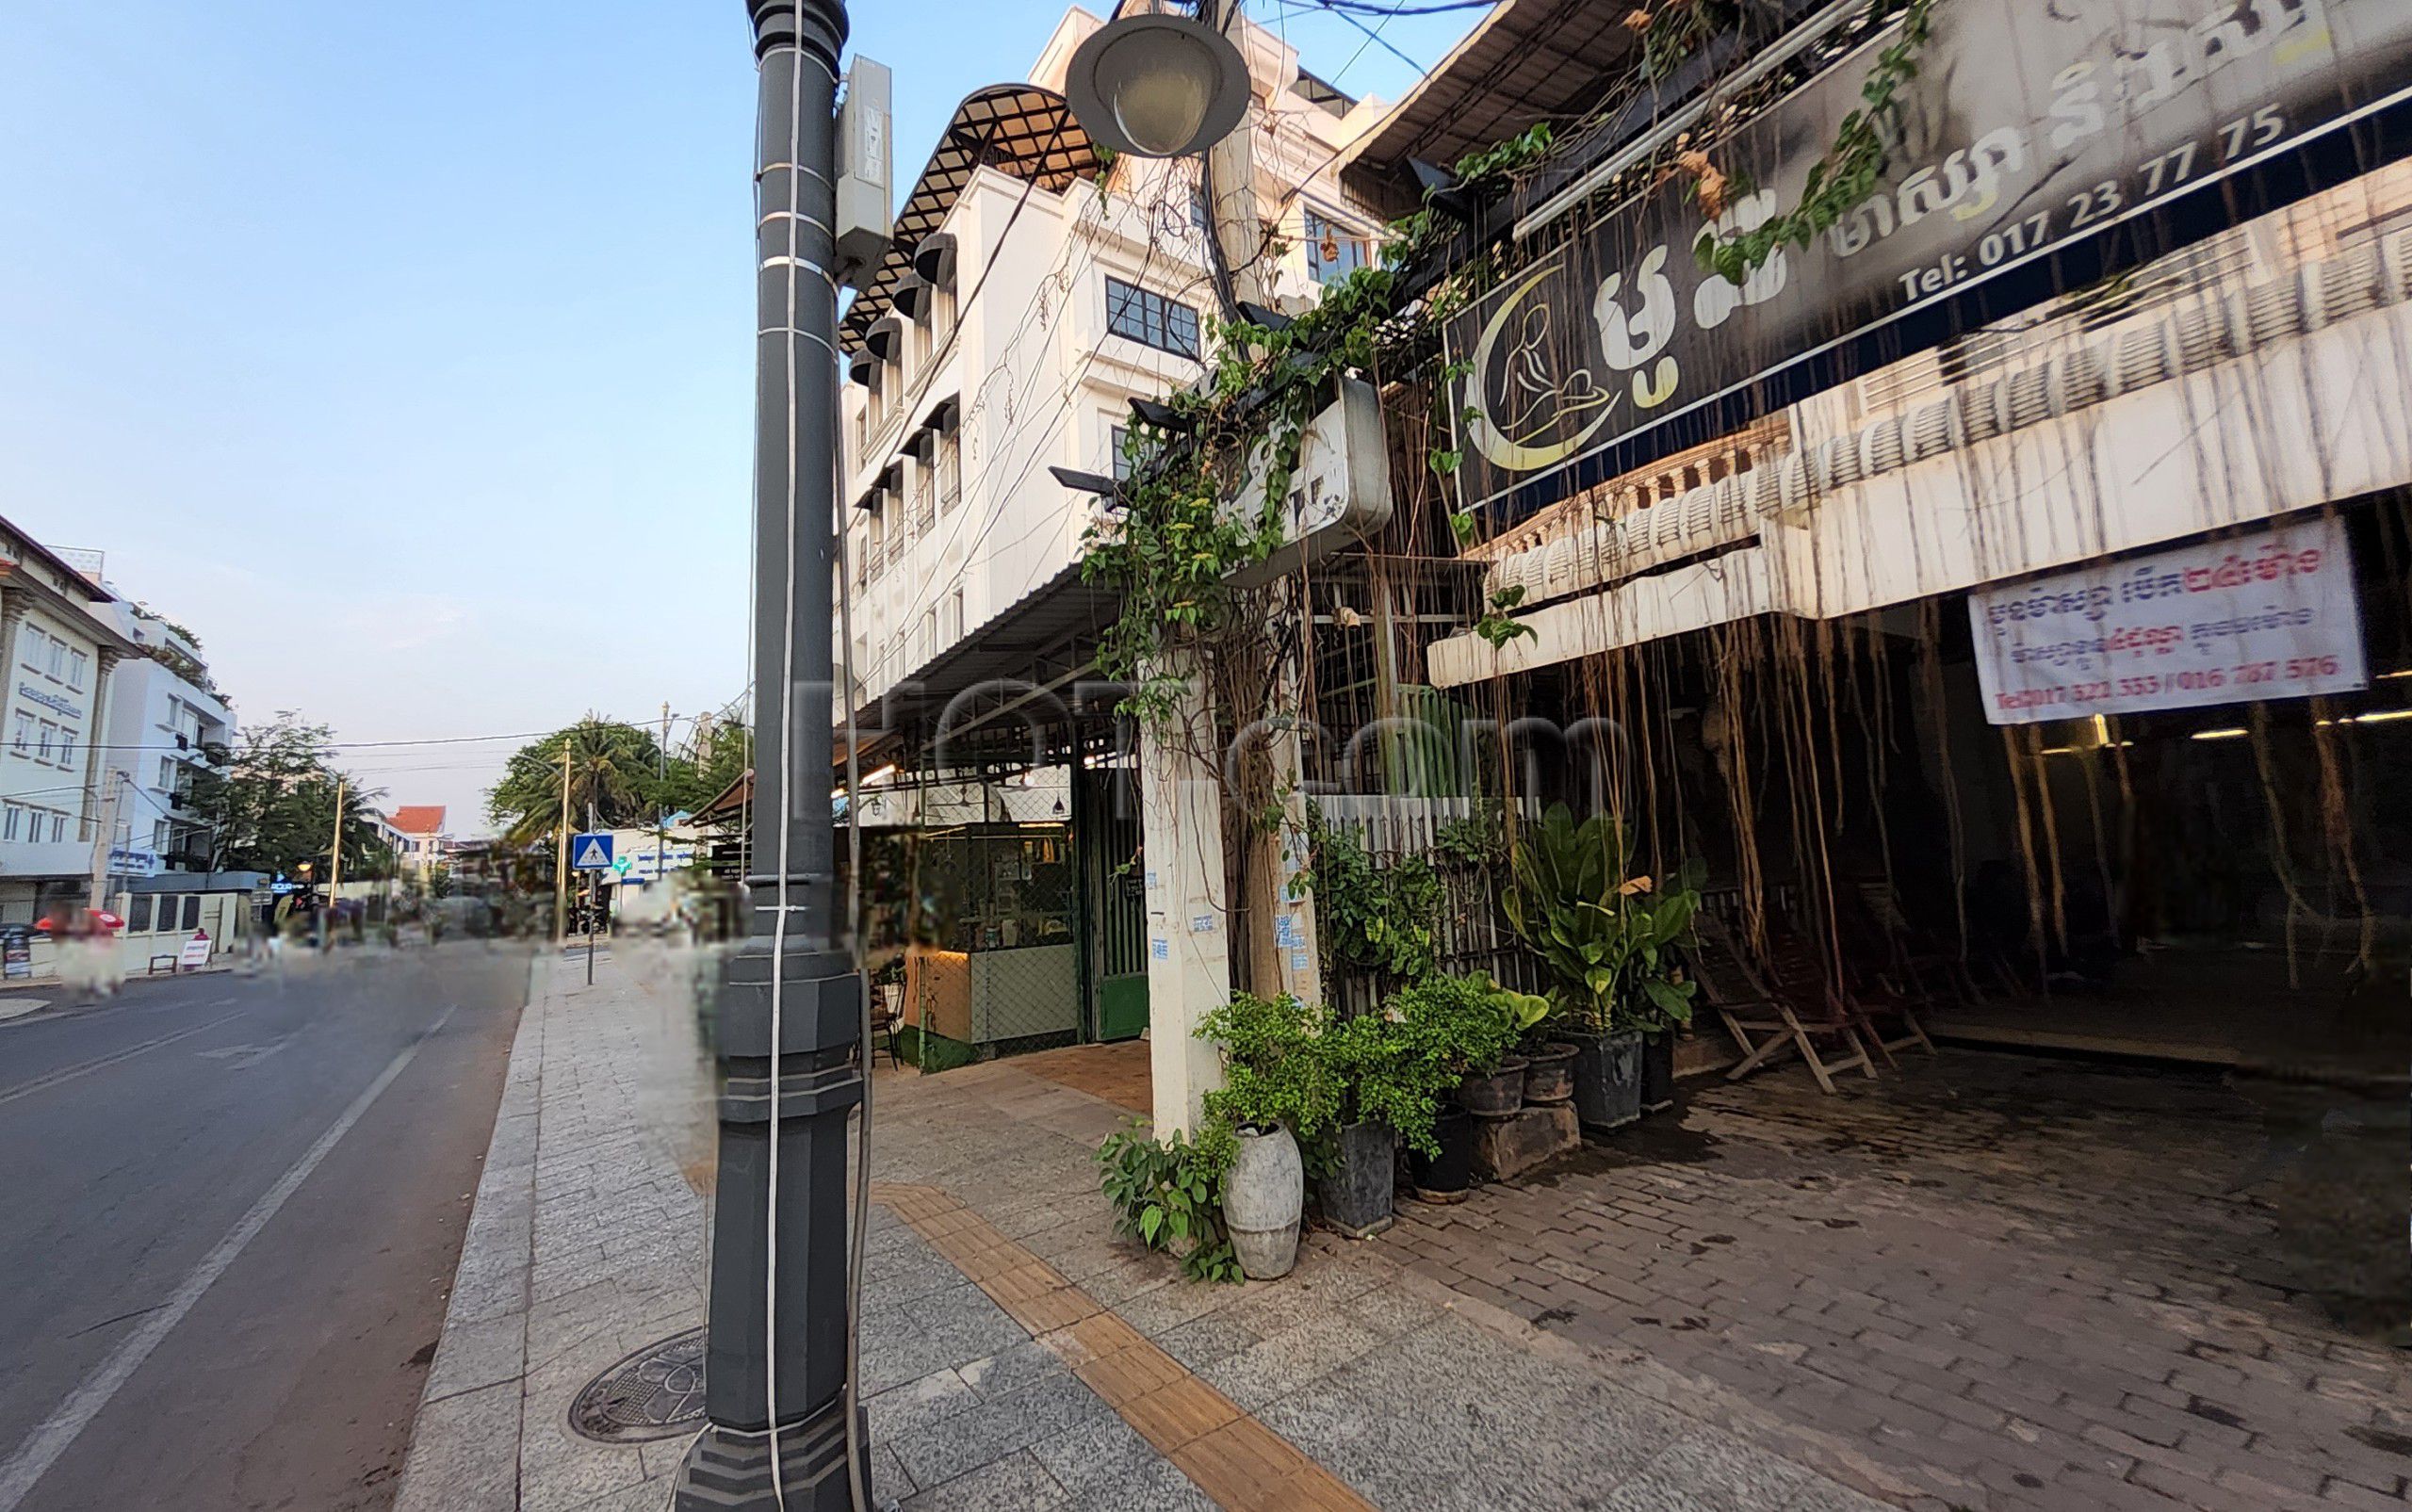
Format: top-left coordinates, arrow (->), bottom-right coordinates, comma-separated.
1969,515 -> 2366,725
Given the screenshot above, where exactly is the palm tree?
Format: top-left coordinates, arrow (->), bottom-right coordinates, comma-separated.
487,717 -> 668,854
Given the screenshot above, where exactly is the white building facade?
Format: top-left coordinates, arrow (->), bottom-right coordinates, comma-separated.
98,600 -> 236,877
0,524 -> 141,923
834,4 -> 1392,717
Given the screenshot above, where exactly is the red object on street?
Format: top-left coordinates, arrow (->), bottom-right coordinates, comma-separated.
36,911 -> 125,934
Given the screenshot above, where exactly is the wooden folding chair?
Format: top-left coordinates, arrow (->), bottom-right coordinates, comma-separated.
1691,919 -> 1875,1095
1848,976 -> 1937,1065
1831,882 -> 1947,1060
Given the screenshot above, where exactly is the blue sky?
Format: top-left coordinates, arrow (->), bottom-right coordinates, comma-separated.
0,1 -> 1481,832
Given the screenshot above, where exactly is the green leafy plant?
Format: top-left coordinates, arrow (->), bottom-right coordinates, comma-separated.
1197,991 -> 1341,1142
1311,1008 -> 1453,1158
1503,804 -> 1706,1032
1295,806 -> 1441,984
1475,585 -> 1537,650
1431,802 -> 1508,867
1096,1121 -> 1243,1284
1390,970 -> 1524,1082
1489,979 -> 1554,1040
1685,0 -> 1944,282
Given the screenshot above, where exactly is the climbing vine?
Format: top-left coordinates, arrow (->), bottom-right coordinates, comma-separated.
1079,123 -> 1566,728
1081,264 -> 1401,730
1081,0 -> 1951,709
1633,0 -> 1944,282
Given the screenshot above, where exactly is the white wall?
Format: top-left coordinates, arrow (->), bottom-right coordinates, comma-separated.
0,605 -> 106,866
98,613 -> 236,870
835,4 -> 1393,717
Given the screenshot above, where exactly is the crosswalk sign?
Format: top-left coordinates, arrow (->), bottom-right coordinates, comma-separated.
571,832 -> 615,870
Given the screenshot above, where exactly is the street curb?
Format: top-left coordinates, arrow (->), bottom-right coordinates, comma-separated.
390,955 -> 546,1512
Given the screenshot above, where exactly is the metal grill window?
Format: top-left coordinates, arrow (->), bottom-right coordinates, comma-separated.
1105,277 -> 1199,358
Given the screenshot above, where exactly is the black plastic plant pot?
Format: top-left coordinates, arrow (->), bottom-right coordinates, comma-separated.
1641,1032 -> 1676,1113
1410,1103 -> 1475,1202
1457,1056 -> 1527,1116
1568,1029 -> 1642,1131
1319,1119 -> 1395,1238
1523,1042 -> 1578,1104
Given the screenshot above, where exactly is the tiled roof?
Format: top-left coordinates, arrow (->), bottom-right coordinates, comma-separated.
389,805 -> 447,837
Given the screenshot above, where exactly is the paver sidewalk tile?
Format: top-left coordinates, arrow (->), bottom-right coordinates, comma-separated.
1071,1338 -> 1191,1406
1172,1419 -> 1372,1512
1042,1309 -> 1148,1366
897,1449 -> 1068,1512
1120,1375 -> 1245,1455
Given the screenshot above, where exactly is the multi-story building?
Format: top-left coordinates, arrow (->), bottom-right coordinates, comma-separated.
0,523 -> 141,923
96,594 -> 236,875
387,805 -> 450,884
826,3 -> 1393,1068
833,2 -> 1391,716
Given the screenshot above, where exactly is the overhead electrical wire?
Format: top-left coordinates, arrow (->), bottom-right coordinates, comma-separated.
841,0 -> 1472,706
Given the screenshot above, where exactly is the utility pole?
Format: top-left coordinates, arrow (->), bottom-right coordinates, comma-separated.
660,700 -> 673,894
553,746 -> 572,945
1138,0 -> 1317,1134
86,771 -> 125,912
586,800 -> 600,985
324,773 -> 345,950
675,2 -> 864,1506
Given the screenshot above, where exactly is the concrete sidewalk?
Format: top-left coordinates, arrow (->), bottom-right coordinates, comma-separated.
394,949 -> 1893,1512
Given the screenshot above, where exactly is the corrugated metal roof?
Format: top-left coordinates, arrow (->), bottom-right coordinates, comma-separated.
839,86 -> 1106,350
1336,0 -> 1641,216
847,561 -> 1122,766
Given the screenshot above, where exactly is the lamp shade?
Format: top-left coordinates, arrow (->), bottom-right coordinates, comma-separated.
1065,12 -> 1249,159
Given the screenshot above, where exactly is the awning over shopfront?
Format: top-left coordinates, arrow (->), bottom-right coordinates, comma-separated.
1432,180 -> 2412,683
844,563 -> 1123,771
1335,0 -> 1644,216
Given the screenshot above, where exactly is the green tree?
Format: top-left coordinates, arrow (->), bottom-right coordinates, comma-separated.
485,717 -> 673,853
185,712 -> 389,877
656,719 -> 751,817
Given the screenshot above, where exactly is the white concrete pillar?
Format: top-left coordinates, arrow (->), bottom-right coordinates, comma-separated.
1139,674 -> 1228,1137
1263,751 -> 1322,1007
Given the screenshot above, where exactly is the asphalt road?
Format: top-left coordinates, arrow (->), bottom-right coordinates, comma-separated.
0,946 -> 530,1512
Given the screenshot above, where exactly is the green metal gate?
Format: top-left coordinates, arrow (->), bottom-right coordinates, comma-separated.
1072,764 -> 1149,1042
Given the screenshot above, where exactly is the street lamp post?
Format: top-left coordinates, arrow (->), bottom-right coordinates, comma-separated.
674,2 -> 864,1507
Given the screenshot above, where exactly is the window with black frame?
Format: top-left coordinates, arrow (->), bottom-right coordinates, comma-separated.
1104,276 -> 1198,359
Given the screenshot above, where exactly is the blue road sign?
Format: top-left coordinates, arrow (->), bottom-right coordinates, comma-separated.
570,832 -> 615,870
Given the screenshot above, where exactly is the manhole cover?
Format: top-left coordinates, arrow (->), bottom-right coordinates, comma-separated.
569,1327 -> 706,1442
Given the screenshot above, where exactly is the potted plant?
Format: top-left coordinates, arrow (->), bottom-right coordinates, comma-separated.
1309,1007 -> 1456,1238
1389,972 -> 1520,1200
1457,976 -> 1544,1114
1618,864 -> 1704,1114
1504,806 -> 1704,1130
1196,992 -> 1335,1279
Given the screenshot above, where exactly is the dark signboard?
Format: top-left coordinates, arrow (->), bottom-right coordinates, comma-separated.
1447,0 -> 2412,528
0,924 -> 31,980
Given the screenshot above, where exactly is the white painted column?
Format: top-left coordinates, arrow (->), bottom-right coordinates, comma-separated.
1139,674 -> 1228,1137
1262,718 -> 1323,1007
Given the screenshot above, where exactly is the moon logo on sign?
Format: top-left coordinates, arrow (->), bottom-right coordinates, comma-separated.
1463,260 -> 1620,473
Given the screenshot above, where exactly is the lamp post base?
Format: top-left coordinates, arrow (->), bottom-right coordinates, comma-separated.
671,1401 -> 870,1511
